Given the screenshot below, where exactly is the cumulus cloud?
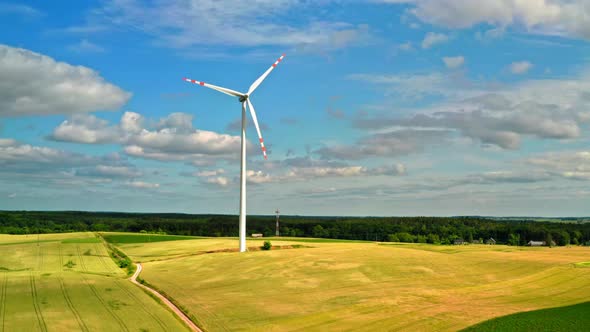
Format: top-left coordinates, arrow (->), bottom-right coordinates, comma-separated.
51,114 -> 121,144
527,150 -> 590,180
384,0 -> 590,40
510,61 -> 533,74
316,129 -> 451,160
443,56 -> 465,69
196,155 -> 406,187
0,45 -> 130,117
421,32 -> 449,48
350,72 -> 590,149
51,111 -> 244,162
0,139 -> 144,185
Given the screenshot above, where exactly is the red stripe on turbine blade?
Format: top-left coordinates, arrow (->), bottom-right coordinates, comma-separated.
261,147 -> 267,152
272,64 -> 277,68
259,138 -> 264,143
264,155 -> 268,160
199,82 -> 205,86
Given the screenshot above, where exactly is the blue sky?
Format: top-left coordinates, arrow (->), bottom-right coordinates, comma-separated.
1,0 -> 589,216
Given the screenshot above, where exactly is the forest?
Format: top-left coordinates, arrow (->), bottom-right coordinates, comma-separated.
0,211 -> 589,246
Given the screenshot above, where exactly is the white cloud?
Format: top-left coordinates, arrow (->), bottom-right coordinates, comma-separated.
196,169 -> 225,177
385,0 -> 590,40
397,42 -> 414,51
316,129 -> 450,160
527,151 -> 590,180
349,72 -> 454,100
247,170 -> 273,184
0,139 -> 143,183
442,56 -> 464,69
67,39 -> 105,53
126,181 -> 160,189
51,114 -> 121,144
421,32 -> 449,48
0,45 -> 130,117
510,61 -> 533,74
349,71 -> 590,149
78,165 -> 141,178
70,1 -> 371,51
206,176 -> 230,187
51,111 -> 244,162
0,3 -> 42,17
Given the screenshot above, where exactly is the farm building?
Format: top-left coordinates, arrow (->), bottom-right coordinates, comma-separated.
454,238 -> 466,245
251,233 -> 263,238
528,240 -> 557,246
485,238 -> 496,245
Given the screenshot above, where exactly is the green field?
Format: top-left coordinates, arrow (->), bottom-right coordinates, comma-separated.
0,232 -> 189,331
102,233 -> 201,244
462,301 -> 590,331
112,236 -> 590,331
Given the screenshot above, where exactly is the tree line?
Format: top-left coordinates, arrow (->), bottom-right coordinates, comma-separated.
0,211 -> 589,246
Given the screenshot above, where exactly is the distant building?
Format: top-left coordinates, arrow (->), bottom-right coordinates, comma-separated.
251,233 -> 263,238
527,241 -> 545,246
485,238 -> 496,245
454,238 -> 466,245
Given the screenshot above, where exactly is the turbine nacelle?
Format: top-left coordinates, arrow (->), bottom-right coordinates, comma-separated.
239,95 -> 248,103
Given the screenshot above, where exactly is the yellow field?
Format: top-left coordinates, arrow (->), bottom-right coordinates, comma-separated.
122,237 -> 590,331
0,232 -> 189,331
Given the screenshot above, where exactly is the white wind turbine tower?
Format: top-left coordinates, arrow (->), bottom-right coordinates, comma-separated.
183,54 -> 286,252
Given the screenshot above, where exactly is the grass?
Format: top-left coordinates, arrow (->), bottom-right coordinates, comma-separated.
101,233 -> 201,244
61,237 -> 102,244
462,301 -> 590,331
124,238 -> 590,331
0,232 -> 189,331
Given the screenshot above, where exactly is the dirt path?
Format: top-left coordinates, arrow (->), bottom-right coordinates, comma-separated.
130,263 -> 203,332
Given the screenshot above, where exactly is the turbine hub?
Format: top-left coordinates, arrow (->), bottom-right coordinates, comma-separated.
239,95 -> 248,103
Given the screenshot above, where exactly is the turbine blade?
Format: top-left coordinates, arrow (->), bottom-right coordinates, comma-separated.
183,77 -> 245,98
247,54 -> 285,95
247,99 -> 267,160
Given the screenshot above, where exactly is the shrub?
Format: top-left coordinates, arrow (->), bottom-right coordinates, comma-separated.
262,241 -> 272,250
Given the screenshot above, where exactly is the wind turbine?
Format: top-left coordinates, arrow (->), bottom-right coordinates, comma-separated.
183,54 -> 286,252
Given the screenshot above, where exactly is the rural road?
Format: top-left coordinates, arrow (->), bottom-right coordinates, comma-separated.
130,263 -> 203,332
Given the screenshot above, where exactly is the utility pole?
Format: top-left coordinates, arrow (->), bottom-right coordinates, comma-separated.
275,209 -> 280,237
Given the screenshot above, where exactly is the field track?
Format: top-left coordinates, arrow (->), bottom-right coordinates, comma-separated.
0,272 -> 6,332
58,276 -> 89,332
29,274 -> 47,332
130,263 -> 203,332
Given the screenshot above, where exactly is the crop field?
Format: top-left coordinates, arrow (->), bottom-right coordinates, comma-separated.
104,233 -> 311,262
114,236 -> 590,331
0,232 -> 189,331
